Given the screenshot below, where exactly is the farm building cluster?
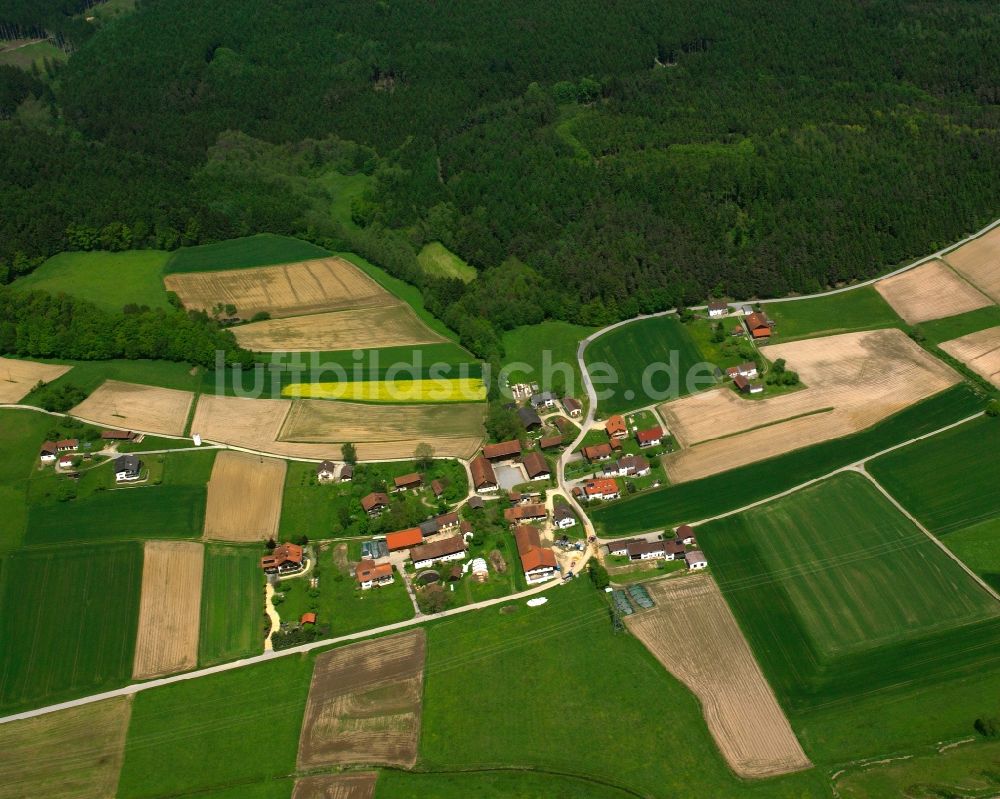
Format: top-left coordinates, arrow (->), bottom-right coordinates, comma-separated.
605,525 -> 707,571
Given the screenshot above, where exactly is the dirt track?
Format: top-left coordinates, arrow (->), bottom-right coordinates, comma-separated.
298,628 -> 425,769
203,450 -> 286,541
944,226 -> 1000,303
874,259 -> 991,323
71,380 -> 193,436
940,325 -> 1000,388
659,329 -> 959,482
133,541 -> 204,679
292,773 -> 378,799
627,575 -> 811,778
0,358 -> 71,403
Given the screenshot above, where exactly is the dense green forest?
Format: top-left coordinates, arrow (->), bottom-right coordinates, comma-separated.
1,0 -> 998,360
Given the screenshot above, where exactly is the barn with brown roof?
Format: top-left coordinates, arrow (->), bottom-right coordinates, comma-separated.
483,440 -> 521,460
393,472 -> 423,491
514,525 -> 558,584
470,455 -> 498,492
744,311 -> 773,339
361,492 -> 390,515
521,451 -> 551,480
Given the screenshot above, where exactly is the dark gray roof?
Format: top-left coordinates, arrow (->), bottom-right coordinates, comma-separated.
553,504 -> 575,521
467,495 -> 485,510
114,454 -> 141,473
518,406 -> 542,428
419,519 -> 440,536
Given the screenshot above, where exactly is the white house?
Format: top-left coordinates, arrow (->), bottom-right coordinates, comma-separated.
39,442 -> 57,463
410,535 -> 467,570
113,454 -> 142,483
685,551 -> 708,570
607,540 -> 632,557
515,525 -> 558,584
316,460 -> 337,482
553,505 -> 577,529
602,461 -> 629,478
530,391 -> 556,409
707,300 -> 729,318
626,540 -> 665,561
726,362 -> 759,380
675,525 -> 696,545
356,559 -> 395,589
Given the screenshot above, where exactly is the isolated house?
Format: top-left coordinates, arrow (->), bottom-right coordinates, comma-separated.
521,451 -> 551,481
562,397 -> 583,417
356,559 -> 394,589
518,406 -> 542,431
707,300 -> 729,318
744,311 -> 773,340
113,454 -> 142,483
393,472 -> 423,492
39,441 -> 57,463
582,478 -> 620,501
361,491 -> 390,516
685,550 -> 708,570
385,527 -> 423,551
316,460 -> 337,482
470,455 -> 499,492
410,535 -> 467,569
725,362 -> 758,380
553,505 -> 577,528
260,543 -> 305,575
605,415 -> 628,440
514,524 -> 558,584
483,440 -> 521,461
635,426 -> 663,448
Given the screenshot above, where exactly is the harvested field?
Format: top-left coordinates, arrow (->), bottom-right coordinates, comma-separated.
298,628 -> 425,769
0,357 -> 70,403
191,393 -> 483,460
71,380 -> 193,436
164,256 -> 395,318
0,697 -> 131,799
293,773 -> 378,799
874,259 -> 991,324
626,574 -> 811,778
659,329 -> 959,482
944,225 -> 1000,303
133,541 -> 205,679
939,325 -> 1000,388
204,451 -> 286,541
233,305 -> 446,352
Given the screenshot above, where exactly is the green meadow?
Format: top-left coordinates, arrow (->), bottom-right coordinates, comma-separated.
0,542 -> 142,711
592,383 -> 984,536
0,409 -> 60,553
199,544 -> 265,666
918,304 -> 1000,346
868,415 -> 1000,534
942,517 -> 1000,592
22,358 -> 202,399
760,286 -> 902,341
13,250 -> 171,311
164,233 -> 331,274
585,315 -> 709,414
417,241 -> 477,282
502,320 -> 597,398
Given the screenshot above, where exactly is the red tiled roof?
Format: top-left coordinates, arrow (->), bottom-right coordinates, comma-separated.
386,528 -> 423,550
584,478 -> 619,497
636,426 -> 663,445
300,612 -> 317,624
514,525 -> 557,572
260,542 -> 304,569
582,443 -> 613,461
394,472 -> 423,488
539,435 -> 562,449
504,504 -> 547,523
361,492 -> 390,512
356,559 -> 393,583
606,415 -> 627,437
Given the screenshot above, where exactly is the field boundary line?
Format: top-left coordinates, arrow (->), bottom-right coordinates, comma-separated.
852,465 -> 1000,604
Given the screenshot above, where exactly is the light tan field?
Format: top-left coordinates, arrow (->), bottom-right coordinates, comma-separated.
627,575 -> 811,779
659,329 -> 959,483
293,773 -> 378,799
233,305 -> 447,352
940,326 -> 1000,388
133,541 -> 204,680
71,380 -> 193,436
298,629 -> 425,769
191,393 -> 483,460
944,225 -> 1000,303
0,697 -> 131,799
0,357 -> 71,403
875,259 -> 991,323
204,450 -> 286,541
164,257 -> 395,318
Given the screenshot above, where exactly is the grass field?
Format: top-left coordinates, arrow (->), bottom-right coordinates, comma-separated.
199,544 -> 264,665
0,39 -> 67,70
919,304 -> 1000,346
585,315 -> 709,414
0,409 -> 60,553
116,654 -> 313,799
322,169 -> 371,229
943,518 -> 1000,593
375,770 -> 643,798
13,250 -> 171,311
760,287 -> 902,341
164,233 -> 331,274
502,320 -> 597,398
592,383 -> 984,536
22,358 -> 203,402
0,542 -> 142,711
417,241 -> 476,282
868,415 -> 1000,534
282,376 -> 486,402
697,473 -> 1000,711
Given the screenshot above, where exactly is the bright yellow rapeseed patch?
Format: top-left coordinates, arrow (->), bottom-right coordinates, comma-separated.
282,377 -> 487,403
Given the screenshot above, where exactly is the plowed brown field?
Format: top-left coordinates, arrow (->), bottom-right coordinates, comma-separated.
944,226 -> 1000,303
132,541 -> 204,679
298,629 -> 425,769
875,259 -> 991,323
627,575 -> 811,778
203,450 -> 286,541
659,329 -> 959,482
940,325 -> 1000,388
0,357 -> 71,403
292,773 -> 378,799
70,380 -> 193,436
0,697 -> 131,799
164,257 -> 395,318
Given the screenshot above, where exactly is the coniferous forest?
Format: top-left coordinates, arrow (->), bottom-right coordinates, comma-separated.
1,0 -> 998,359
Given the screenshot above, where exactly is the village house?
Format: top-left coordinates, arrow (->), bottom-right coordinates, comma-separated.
514,524 -> 558,584
393,472 -> 423,492
466,495 -> 485,511
582,478 -> 620,501
518,406 -> 542,431
57,455 -> 75,470
100,429 -> 136,442
361,491 -> 390,516
618,454 -> 651,477
470,455 -> 499,492
483,440 -> 521,461
316,460 -> 337,482
385,527 -> 423,551
260,543 -> 305,575
418,511 -> 460,537
431,478 -> 446,498
39,441 -> 57,463
553,504 -> 577,529
741,304 -> 754,315
733,375 -> 764,394
356,559 -> 395,589
635,426 -> 663,448
562,396 -> 583,417
56,438 -> 79,453
605,415 -> 628,440
663,540 -> 687,560
582,443 -> 614,461
113,454 -> 142,483
707,300 -> 729,318
685,550 -> 708,570
504,503 -> 547,524
675,525 -> 696,545
539,434 -> 562,450
602,459 -> 629,478
627,540 -> 665,560
530,391 -> 556,410
521,451 -> 551,481
410,535 -> 467,569
606,539 -> 634,557
744,311 -> 774,340
340,464 -> 354,482
725,362 -> 759,380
